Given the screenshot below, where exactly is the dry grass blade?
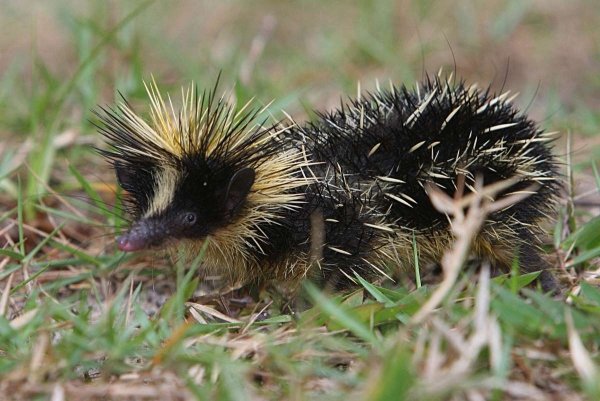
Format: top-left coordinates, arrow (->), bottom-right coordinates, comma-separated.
0,269 -> 14,317
566,310 -> 598,383
412,176 -> 537,324
408,266 -> 555,399
186,302 -> 242,323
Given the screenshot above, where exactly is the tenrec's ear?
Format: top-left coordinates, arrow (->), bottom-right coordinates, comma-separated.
224,167 -> 255,216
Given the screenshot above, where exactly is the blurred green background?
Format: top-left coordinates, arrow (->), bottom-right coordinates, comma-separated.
1,0 -> 598,131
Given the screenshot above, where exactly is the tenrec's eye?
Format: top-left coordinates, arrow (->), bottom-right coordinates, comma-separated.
184,212 -> 197,226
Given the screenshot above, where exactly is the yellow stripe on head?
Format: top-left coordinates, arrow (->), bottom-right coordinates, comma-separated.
144,165 -> 181,218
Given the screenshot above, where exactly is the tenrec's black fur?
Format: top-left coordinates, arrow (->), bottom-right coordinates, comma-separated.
260,78 -> 558,289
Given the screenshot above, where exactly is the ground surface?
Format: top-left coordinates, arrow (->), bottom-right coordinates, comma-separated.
1,1 -> 600,400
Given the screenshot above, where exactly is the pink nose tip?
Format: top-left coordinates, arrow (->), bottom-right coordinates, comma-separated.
117,234 -> 145,252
